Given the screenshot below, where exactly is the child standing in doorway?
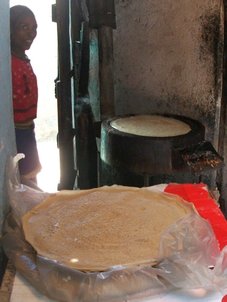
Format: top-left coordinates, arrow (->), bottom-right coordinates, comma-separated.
10,5 -> 41,186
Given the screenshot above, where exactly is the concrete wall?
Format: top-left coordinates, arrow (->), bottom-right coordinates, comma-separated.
0,0 -> 16,275
113,0 -> 224,145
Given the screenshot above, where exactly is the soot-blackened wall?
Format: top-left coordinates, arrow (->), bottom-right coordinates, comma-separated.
113,0 -> 224,145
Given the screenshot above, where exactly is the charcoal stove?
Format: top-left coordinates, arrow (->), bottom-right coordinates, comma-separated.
99,114 -> 223,187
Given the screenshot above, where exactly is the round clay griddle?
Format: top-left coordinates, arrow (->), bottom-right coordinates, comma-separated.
100,114 -> 205,176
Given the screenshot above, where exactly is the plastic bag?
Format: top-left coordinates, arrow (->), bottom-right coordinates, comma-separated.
6,154 -> 50,223
2,155 -> 227,301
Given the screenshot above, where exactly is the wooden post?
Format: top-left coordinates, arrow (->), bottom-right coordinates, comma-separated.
98,26 -> 115,119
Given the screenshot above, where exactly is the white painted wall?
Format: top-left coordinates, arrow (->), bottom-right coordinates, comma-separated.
0,0 -> 16,247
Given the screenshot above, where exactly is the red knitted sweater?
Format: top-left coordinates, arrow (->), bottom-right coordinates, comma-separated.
11,55 -> 38,124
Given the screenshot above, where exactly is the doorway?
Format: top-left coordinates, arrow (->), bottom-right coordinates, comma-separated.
10,0 -> 59,192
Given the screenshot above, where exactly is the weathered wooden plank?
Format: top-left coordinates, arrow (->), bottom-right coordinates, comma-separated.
86,0 -> 116,29
98,26 -> 115,119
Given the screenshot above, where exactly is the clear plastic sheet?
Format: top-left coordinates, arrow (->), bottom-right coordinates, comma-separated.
6,154 -> 50,224
2,155 -> 227,302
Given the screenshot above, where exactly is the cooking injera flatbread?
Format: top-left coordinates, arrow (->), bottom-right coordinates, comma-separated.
22,185 -> 193,272
111,115 -> 191,137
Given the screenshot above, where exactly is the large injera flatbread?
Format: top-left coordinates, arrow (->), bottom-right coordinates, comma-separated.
110,115 -> 191,137
22,185 -> 193,272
